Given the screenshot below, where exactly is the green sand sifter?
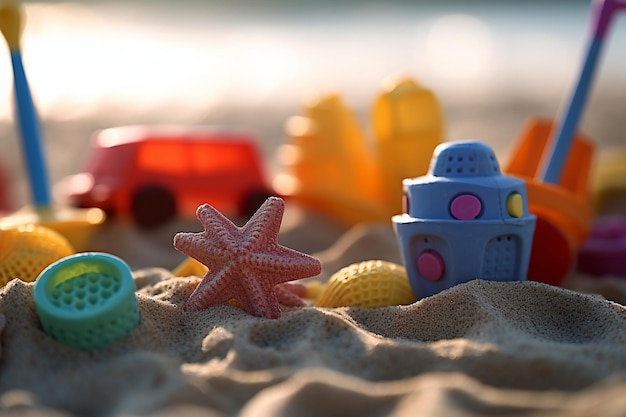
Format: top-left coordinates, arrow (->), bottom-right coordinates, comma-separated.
34,252 -> 140,351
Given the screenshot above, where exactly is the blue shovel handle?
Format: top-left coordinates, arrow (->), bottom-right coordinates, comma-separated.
541,0 -> 626,184
10,49 -> 51,207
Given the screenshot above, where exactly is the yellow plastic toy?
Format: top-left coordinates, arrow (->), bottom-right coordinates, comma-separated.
314,260 -> 417,308
172,256 -> 207,277
276,93 -> 386,226
277,77 -> 444,226
0,224 -> 75,287
0,205 -> 105,251
591,148 -> 626,215
372,77 -> 444,217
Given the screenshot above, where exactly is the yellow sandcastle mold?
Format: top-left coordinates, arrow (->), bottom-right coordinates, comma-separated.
0,205 -> 105,251
276,76 -> 444,226
314,260 -> 417,308
276,93 -> 386,226
0,224 -> 75,286
172,256 -> 208,277
373,76 -> 444,218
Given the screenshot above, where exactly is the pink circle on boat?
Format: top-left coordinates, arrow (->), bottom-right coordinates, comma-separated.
417,250 -> 445,281
450,194 -> 482,220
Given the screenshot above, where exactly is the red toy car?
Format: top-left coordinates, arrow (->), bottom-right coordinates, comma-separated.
55,125 -> 275,228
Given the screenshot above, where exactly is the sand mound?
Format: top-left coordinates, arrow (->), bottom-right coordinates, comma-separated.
0,268 -> 625,417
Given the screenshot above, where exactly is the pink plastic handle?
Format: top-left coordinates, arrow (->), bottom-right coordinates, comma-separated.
592,0 -> 626,39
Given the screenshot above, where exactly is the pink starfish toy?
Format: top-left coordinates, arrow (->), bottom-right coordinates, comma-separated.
173,197 -> 321,318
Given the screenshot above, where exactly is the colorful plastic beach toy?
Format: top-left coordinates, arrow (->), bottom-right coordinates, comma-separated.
314,260 -> 416,308
0,3 -> 105,249
0,224 -> 74,287
34,252 -> 140,351
275,93 -> 386,226
505,119 -> 594,285
393,141 -> 536,299
0,205 -> 105,251
276,76 -> 444,226
172,256 -> 208,278
591,149 -> 626,215
506,0 -> 625,285
55,125 -> 274,228
373,77 -> 444,218
577,216 -> 626,278
540,0 -> 626,184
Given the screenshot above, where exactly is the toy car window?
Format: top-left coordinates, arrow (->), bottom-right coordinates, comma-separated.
190,143 -> 254,174
136,142 -> 187,174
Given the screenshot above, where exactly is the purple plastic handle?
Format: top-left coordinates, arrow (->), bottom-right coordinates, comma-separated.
592,0 -> 626,38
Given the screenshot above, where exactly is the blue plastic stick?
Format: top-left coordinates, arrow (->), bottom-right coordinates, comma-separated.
9,49 -> 51,207
541,0 -> 626,183
540,38 -> 603,183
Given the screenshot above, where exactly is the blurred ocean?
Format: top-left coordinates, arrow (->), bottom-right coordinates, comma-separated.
3,0 -> 624,120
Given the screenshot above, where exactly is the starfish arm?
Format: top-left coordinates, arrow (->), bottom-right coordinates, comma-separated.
251,247 -> 321,280
241,197 -> 284,249
173,231 -> 206,257
185,264 -> 239,311
173,232 -> 230,266
275,283 -> 306,307
239,268 -> 283,318
196,204 -> 242,248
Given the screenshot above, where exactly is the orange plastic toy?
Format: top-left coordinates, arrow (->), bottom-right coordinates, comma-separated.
276,76 -> 444,226
505,118 -> 594,285
276,93 -> 386,225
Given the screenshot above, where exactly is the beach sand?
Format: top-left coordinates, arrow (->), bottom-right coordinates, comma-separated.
1,211 -> 626,416
0,74 -> 626,416
1,266 -> 626,416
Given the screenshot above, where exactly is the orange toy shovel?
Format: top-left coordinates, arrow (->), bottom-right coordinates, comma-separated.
505,119 -> 594,285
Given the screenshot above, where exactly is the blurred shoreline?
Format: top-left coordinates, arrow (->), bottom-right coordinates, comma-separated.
4,1 -> 624,116
1,1 -> 624,209
1,87 -> 624,211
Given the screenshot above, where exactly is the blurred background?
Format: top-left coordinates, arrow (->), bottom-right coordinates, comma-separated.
0,0 -> 625,209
